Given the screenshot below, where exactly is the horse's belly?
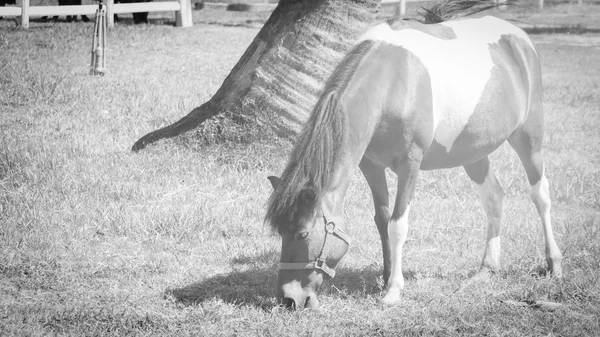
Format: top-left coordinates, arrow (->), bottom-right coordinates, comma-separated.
421,61 -> 526,170
420,112 -> 517,170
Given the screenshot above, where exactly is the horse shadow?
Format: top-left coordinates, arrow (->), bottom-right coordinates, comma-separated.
165,250 -> 392,311
165,250 -> 280,311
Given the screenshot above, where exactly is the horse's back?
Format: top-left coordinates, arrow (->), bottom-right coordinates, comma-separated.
356,16 -> 541,170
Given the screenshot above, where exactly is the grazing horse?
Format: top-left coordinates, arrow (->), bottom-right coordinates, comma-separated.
265,2 -> 563,310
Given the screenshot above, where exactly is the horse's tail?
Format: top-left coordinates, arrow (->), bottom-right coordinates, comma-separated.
420,0 -> 515,24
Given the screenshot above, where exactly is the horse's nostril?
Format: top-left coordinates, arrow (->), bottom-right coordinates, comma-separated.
281,297 -> 296,310
304,295 -> 319,309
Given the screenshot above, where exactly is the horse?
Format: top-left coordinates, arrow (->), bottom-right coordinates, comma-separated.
265,1 -> 563,310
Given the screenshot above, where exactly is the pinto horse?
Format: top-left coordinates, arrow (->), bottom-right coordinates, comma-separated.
265,4 -> 563,310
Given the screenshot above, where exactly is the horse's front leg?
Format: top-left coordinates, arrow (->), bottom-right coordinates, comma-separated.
359,157 -> 392,285
381,151 -> 422,305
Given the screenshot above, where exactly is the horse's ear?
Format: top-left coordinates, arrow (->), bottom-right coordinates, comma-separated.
267,176 -> 282,190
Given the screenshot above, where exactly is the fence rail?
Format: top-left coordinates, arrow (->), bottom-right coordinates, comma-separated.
382,0 -> 426,16
0,0 -> 192,28
1,0 -> 589,29
382,0 -> 516,15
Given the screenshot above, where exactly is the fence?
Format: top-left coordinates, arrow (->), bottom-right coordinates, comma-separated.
2,0 -> 591,29
382,0 -> 426,16
381,0 -> 520,16
0,0 -> 192,28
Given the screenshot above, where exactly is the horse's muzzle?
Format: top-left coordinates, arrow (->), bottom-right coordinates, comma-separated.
279,292 -> 319,310
278,280 -> 320,310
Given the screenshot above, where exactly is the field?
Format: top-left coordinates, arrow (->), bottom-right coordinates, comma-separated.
1,2 -> 600,336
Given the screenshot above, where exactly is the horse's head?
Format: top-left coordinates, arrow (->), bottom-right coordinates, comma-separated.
267,176 -> 350,310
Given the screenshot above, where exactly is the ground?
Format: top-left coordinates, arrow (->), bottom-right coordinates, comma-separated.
1,2 -> 599,336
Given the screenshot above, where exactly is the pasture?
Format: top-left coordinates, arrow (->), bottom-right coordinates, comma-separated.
1,3 -> 599,336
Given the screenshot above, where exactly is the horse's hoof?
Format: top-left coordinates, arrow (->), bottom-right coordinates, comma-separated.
547,257 -> 563,278
378,288 -> 401,306
475,265 -> 498,278
549,267 -> 563,279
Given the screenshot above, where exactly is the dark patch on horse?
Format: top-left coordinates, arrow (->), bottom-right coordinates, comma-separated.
265,40 -> 378,233
449,65 -> 517,161
421,66 -> 515,170
464,156 -> 490,185
361,44 -> 435,169
419,0 -> 513,24
405,20 -> 457,40
386,18 -> 457,40
497,34 -> 545,186
421,34 -> 533,170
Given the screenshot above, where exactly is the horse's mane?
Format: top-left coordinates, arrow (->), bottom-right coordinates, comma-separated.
419,0 -> 515,24
265,41 -> 376,233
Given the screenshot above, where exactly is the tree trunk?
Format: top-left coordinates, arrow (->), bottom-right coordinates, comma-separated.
131,0 -> 381,151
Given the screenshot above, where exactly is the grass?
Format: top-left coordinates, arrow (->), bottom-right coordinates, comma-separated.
1,3 -> 600,336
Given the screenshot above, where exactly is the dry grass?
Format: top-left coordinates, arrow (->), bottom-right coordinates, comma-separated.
1,3 -> 600,336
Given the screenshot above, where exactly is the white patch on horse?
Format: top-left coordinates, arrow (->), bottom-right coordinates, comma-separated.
383,204 -> 411,304
531,172 -> 551,208
475,168 -> 503,270
530,172 -> 562,274
358,16 -> 531,152
440,16 -> 537,55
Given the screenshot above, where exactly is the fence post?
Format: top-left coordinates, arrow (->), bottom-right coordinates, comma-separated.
175,0 -> 192,27
21,0 -> 29,29
400,0 -> 406,16
538,0 -> 543,9
106,0 -> 114,28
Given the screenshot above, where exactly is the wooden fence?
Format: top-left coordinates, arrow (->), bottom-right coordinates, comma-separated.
2,0 -> 587,29
0,0 -> 192,28
382,0 -> 518,15
383,0 -> 425,16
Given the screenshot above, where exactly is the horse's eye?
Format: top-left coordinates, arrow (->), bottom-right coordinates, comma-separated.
295,231 -> 309,241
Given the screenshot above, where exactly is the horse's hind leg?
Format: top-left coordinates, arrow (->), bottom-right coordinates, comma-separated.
359,157 -> 392,285
508,127 -> 563,277
464,156 -> 504,275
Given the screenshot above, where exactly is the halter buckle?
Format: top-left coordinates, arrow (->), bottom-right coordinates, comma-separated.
325,221 -> 336,234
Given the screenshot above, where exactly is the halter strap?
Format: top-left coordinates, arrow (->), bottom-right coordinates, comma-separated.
278,213 -> 351,278
279,261 -> 338,278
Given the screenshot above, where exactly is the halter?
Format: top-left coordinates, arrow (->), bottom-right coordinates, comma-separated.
278,213 -> 351,278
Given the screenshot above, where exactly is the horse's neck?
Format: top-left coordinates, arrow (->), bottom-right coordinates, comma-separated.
319,158 -> 356,224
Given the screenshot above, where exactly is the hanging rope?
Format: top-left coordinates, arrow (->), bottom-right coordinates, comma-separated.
90,0 -> 107,75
